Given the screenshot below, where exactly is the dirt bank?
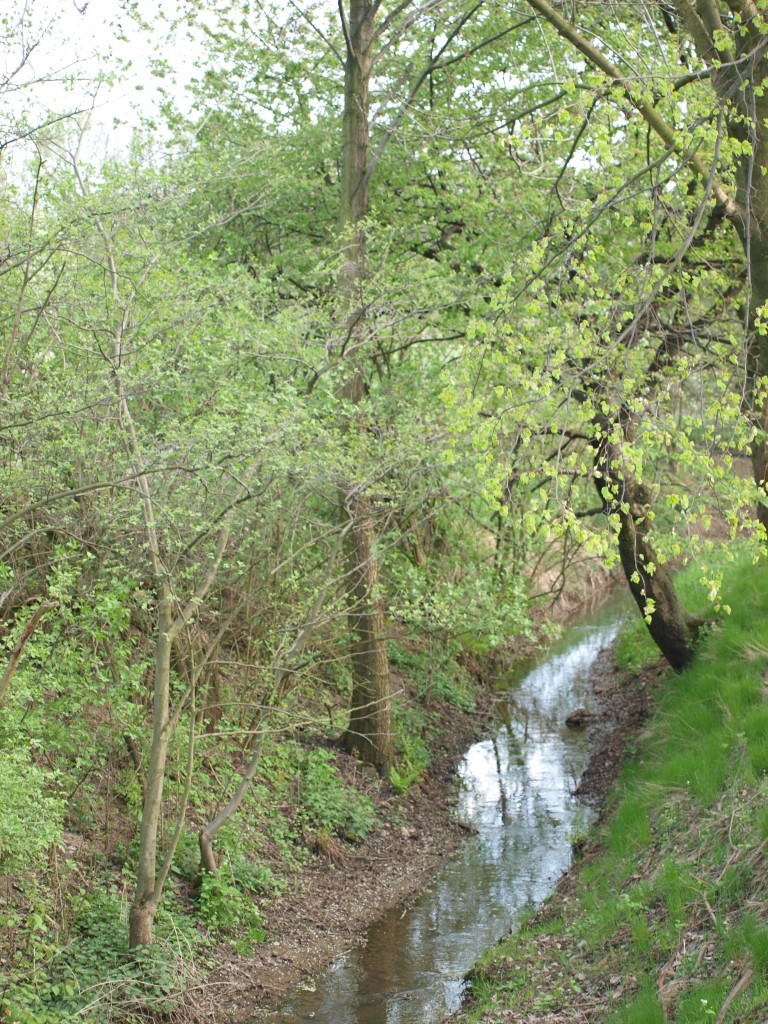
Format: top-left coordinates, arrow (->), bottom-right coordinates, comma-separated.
197,600 -> 653,1024
575,646 -> 663,807
198,696 -> 497,1023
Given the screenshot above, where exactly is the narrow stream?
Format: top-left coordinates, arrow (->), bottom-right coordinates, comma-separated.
251,605 -> 625,1024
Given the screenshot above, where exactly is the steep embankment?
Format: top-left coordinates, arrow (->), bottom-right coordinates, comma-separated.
455,556 -> 768,1024
0,557 -> 615,1024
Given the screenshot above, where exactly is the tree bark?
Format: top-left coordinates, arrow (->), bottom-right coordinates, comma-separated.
129,586 -> 173,948
342,492 -> 395,773
742,193 -> 768,533
595,441 -> 699,672
128,902 -> 156,949
615,478 -> 698,672
337,0 -> 394,774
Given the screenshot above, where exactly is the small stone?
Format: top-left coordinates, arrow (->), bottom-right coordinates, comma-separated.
566,708 -> 597,727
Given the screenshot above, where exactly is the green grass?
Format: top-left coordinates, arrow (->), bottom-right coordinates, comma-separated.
461,549 -> 768,1024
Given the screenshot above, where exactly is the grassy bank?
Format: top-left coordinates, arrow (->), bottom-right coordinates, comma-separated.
460,554 -> 768,1024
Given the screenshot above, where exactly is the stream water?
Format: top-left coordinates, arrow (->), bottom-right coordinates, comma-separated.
250,605 -> 625,1024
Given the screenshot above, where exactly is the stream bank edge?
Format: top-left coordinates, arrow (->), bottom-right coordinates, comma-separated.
454,559 -> 768,1024
203,583 -> 638,1023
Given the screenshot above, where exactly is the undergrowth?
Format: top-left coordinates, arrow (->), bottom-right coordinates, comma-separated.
0,881 -> 208,1024
388,638 -> 476,792
462,551 -> 768,1024
0,626 -> 483,1023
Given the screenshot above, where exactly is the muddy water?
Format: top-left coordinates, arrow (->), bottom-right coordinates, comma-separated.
251,608 -> 624,1024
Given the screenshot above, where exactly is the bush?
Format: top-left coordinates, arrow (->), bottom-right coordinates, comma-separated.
298,749 -> 376,842
198,867 -> 265,944
0,748 -> 64,874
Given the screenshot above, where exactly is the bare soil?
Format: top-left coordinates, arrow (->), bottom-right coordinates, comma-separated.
575,647 -> 664,808
199,698 -> 497,1023
198,608 -> 658,1024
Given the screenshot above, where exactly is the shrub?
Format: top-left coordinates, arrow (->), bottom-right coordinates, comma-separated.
298,749 -> 376,842
198,867 -> 265,944
0,748 -> 64,874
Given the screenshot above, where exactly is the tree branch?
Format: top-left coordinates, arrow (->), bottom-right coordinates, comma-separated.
523,0 -> 745,229
673,0 -> 718,60
287,0 -> 344,64
338,0 -> 353,55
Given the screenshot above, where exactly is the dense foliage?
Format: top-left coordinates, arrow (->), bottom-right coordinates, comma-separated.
2,0 -> 768,1017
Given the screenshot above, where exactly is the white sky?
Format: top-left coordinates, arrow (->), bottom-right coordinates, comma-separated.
3,0 -> 197,161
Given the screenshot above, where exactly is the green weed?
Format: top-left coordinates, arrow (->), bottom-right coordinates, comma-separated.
607,983 -> 664,1024
389,701 -> 432,793
298,748 -> 376,841
388,641 -> 476,711
1,881 -> 205,1023
0,749 -> 64,874
614,616 -> 659,673
198,868 -> 265,945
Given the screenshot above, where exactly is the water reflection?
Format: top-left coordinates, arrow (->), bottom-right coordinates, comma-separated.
249,615 -> 622,1024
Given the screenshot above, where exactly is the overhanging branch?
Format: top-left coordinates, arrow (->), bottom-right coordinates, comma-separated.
523,0 -> 745,231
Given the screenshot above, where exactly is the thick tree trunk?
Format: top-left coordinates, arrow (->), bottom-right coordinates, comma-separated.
729,85 -> 768,534
337,1 -> 394,774
342,492 -> 394,773
614,476 -> 698,672
745,236 -> 768,534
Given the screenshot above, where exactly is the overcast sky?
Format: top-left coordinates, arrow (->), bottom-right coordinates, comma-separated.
4,0 -> 197,159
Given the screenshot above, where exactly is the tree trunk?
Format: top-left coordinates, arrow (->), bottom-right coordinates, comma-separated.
744,217 -> 768,535
128,901 -> 157,949
615,476 -> 698,672
342,492 -> 395,773
129,587 -> 174,948
198,731 -> 264,878
198,829 -> 220,876
337,0 -> 394,774
595,442 -> 699,672
723,78 -> 768,533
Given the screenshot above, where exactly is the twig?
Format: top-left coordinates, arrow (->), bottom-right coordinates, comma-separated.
727,807 -> 738,851
702,894 -> 718,928
714,969 -> 754,1024
0,599 -> 59,706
